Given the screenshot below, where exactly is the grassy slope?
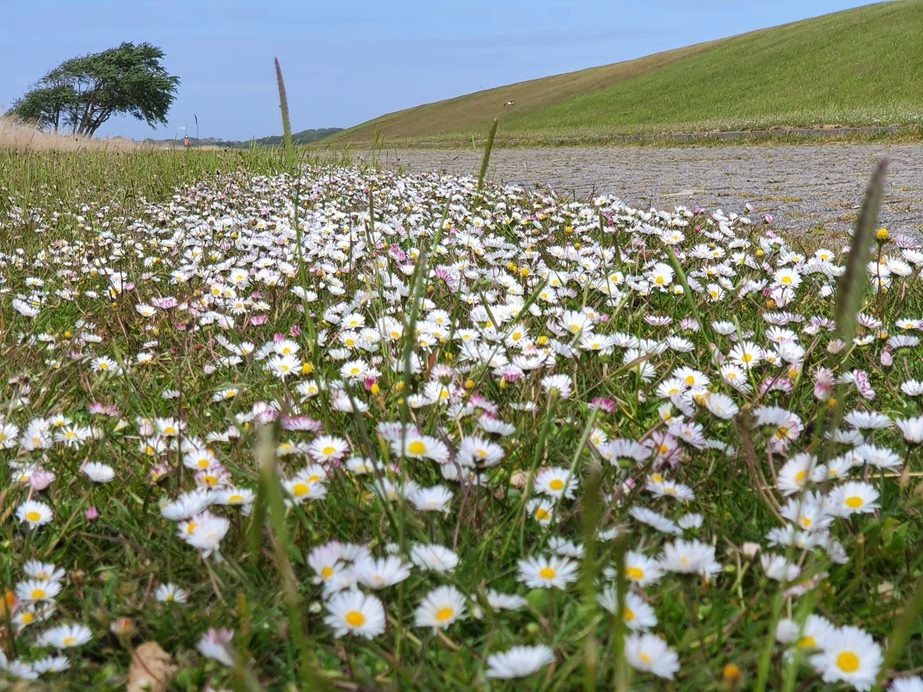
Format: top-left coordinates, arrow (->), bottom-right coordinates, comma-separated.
329,0 -> 923,145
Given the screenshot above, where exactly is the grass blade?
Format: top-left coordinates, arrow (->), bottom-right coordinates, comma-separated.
477,118 -> 499,191
834,159 -> 888,345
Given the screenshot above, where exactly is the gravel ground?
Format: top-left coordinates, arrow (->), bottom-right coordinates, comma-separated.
358,145 -> 923,240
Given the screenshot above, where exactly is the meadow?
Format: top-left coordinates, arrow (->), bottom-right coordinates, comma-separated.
0,144 -> 921,691
328,0 -> 923,147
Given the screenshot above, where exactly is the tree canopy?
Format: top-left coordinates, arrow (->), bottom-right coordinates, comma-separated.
9,42 -> 180,137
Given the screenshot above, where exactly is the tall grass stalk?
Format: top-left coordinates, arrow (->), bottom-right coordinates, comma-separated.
255,425 -> 327,691
477,118 -> 499,191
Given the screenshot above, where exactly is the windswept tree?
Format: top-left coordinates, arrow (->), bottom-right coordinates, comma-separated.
9,42 -> 180,137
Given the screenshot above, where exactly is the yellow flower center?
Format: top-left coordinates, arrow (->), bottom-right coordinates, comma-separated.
639,652 -> 652,664
626,566 -> 644,580
836,651 -> 859,673
623,607 -> 635,621
321,566 -> 334,579
26,511 -> 41,522
534,507 -> 549,520
345,610 -> 366,627
228,494 -> 243,503
844,496 -> 863,509
21,612 -> 34,623
797,635 -> 815,649
435,607 -> 454,622
292,482 -> 309,497
549,478 -> 565,491
795,470 -> 805,482
407,440 -> 427,455
322,446 -> 335,456
62,636 -> 75,646
538,567 -> 556,580
31,588 -> 46,599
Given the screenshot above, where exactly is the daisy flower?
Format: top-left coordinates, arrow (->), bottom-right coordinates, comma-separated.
896,414 -> 923,444
414,585 -> 466,630
485,645 -> 555,679
776,614 -> 836,651
659,539 -> 722,579
517,555 -> 579,589
623,551 -> 664,586
308,435 -> 350,462
485,590 -> 527,611
37,623 -> 93,648
534,467 -> 578,500
352,556 -> 411,589
828,481 -> 879,516
81,461 -> 115,483
196,627 -> 235,666
23,560 -> 64,582
810,625 -> 882,691
155,583 -> 188,604
410,543 -> 459,573
16,500 -> 53,529
624,633 -> 680,679
324,590 -> 386,639
598,588 -> 658,631
540,374 -> 573,398
409,485 -> 454,512
16,579 -> 62,603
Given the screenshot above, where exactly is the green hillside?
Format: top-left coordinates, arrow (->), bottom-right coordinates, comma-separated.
329,1 -> 923,145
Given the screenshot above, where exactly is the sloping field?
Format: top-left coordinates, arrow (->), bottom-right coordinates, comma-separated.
330,1 -> 923,145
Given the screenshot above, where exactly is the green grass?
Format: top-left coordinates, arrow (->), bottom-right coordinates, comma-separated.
0,149 -> 921,689
327,0 -> 923,147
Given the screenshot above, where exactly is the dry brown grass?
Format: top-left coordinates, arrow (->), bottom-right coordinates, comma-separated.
0,117 -> 148,152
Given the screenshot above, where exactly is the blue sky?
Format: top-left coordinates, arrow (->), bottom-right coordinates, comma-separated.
1,0 -> 877,140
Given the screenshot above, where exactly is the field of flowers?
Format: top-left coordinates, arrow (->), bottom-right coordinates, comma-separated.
0,161 -> 921,690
